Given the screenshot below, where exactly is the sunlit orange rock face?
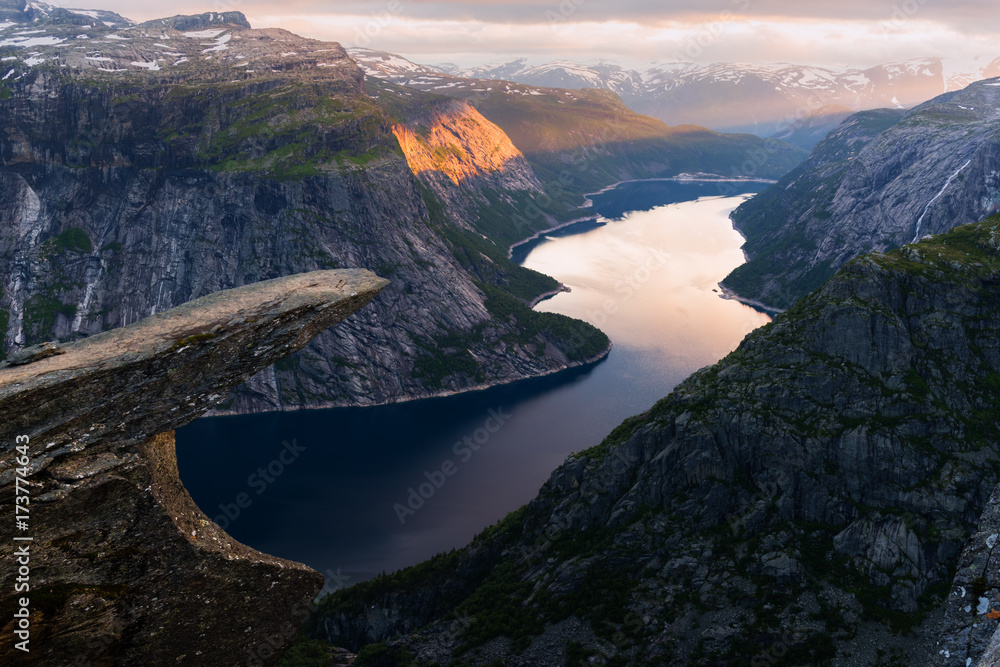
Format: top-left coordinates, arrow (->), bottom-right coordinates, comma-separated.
392,100 -> 532,186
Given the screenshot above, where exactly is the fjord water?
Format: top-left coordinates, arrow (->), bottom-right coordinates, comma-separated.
176,180 -> 771,586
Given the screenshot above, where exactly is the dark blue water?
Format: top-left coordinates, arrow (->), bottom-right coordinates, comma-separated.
587,179 -> 769,219
176,364 -> 606,587
176,180 -> 772,588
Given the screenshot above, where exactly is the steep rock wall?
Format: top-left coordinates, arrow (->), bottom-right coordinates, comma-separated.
726,78 -> 1000,309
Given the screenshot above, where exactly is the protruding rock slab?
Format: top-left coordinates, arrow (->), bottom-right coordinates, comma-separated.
0,269 -> 388,665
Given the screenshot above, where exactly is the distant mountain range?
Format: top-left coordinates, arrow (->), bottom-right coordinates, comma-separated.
351,49 -> 1000,148
0,0 -> 130,26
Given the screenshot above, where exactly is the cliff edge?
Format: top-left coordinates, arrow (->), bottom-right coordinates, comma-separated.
0,269 -> 387,665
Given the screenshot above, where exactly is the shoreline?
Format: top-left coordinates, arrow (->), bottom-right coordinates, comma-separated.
212,177 -> 771,418
581,174 -> 778,208
205,340 -> 613,418
722,209 -> 786,315
509,175 -> 776,260
528,284 -> 571,308
507,215 -> 600,259
717,285 -> 785,315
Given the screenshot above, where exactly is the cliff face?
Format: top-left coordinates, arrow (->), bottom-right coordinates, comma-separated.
0,13 -> 610,413
387,95 -> 555,247
317,218 -> 1000,666
0,269 -> 387,665
725,77 -> 1000,310
938,483 -> 1000,666
391,98 -> 540,191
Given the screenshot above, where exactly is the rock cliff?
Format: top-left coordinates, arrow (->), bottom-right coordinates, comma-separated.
391,98 -> 540,192
0,9 -> 611,414
724,77 -> 1000,310
937,483 -> 1000,666
316,218 -> 1000,666
0,269 -> 387,665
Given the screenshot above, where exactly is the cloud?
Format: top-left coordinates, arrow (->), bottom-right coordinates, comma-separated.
66,0 -> 1000,68
251,13 -> 995,69
99,0 -> 1000,33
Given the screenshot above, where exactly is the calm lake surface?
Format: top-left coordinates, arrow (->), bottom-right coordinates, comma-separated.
176,180 -> 772,588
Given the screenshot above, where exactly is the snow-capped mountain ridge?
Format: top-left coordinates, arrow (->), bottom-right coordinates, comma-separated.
349,48 -> 995,144
0,0 -> 132,27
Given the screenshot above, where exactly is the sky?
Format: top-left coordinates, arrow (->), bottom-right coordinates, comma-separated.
66,0 -> 1000,70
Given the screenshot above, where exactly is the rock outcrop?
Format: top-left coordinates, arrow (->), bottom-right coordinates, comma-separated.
392,98 -> 541,191
725,77 -> 1000,310
0,269 -> 387,665
316,219 -> 1000,665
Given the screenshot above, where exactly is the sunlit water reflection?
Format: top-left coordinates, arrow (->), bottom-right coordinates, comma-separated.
524,194 -> 770,368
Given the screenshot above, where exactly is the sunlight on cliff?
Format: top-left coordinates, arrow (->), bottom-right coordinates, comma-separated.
392,103 -> 527,185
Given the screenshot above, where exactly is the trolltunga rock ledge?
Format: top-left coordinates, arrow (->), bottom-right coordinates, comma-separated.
0,269 -> 388,665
